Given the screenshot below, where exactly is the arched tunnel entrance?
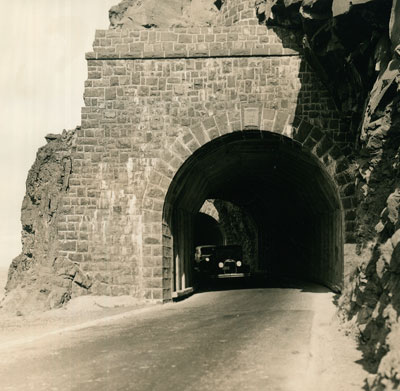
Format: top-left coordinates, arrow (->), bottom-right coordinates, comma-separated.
163,131 -> 344,296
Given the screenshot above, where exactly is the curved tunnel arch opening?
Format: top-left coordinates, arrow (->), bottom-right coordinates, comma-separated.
163,131 -> 344,295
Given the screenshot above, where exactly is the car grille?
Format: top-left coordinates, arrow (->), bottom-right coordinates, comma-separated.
223,260 -> 236,273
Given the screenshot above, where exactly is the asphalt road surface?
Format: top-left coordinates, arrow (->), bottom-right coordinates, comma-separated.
0,280 -> 332,391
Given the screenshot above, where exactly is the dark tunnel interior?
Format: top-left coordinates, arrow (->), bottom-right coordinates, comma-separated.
194,213 -> 224,247
163,131 -> 344,293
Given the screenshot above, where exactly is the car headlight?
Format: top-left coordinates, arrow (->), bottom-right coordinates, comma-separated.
236,261 -> 242,267
218,262 -> 224,268
205,257 -> 210,262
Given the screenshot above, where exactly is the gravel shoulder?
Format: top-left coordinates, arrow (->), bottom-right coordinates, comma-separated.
0,267 -> 156,348
0,297 -> 157,348
306,292 -> 368,391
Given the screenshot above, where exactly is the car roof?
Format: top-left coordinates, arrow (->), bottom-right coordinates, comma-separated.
195,244 -> 241,249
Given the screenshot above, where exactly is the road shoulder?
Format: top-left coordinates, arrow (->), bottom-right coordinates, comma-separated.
305,292 -> 368,391
0,295 -> 157,349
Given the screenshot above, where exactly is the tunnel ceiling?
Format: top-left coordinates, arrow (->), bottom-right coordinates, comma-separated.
165,132 -> 341,221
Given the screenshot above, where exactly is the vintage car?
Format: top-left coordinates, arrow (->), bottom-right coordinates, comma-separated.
194,244 -> 250,279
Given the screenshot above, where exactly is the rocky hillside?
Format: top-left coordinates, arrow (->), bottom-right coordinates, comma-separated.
1,129 -> 92,314
264,0 -> 400,389
0,267 -> 8,302
108,0 -> 221,28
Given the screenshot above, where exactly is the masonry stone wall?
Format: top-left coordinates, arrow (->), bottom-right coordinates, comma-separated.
215,0 -> 263,26
56,21 -> 353,301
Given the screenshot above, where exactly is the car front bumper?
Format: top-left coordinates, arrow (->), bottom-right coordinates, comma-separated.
214,273 -> 250,279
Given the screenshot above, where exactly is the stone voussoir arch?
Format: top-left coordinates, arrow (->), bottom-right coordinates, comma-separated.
139,108 -> 356,300
143,108 -> 356,236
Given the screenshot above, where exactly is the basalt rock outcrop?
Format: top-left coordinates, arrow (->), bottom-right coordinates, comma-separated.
264,0 -> 400,389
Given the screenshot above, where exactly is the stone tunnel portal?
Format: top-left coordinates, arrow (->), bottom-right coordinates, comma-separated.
163,131 -> 344,296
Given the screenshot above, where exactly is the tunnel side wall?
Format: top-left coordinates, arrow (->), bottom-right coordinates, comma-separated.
56,24 -> 353,300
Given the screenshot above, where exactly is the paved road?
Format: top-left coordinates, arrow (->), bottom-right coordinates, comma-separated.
0,280 -> 330,391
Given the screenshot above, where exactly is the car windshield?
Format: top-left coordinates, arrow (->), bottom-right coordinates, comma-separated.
201,250 -> 214,256
216,245 -> 242,259
196,245 -> 242,259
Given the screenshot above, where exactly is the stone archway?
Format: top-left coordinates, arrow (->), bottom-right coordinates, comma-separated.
142,110 -> 355,301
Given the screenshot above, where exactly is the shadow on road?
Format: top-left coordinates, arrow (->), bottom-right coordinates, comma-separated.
195,275 -> 332,295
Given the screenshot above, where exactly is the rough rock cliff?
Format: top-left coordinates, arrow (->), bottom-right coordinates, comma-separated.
1,129 -> 92,314
109,0 -> 222,28
264,0 -> 400,389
